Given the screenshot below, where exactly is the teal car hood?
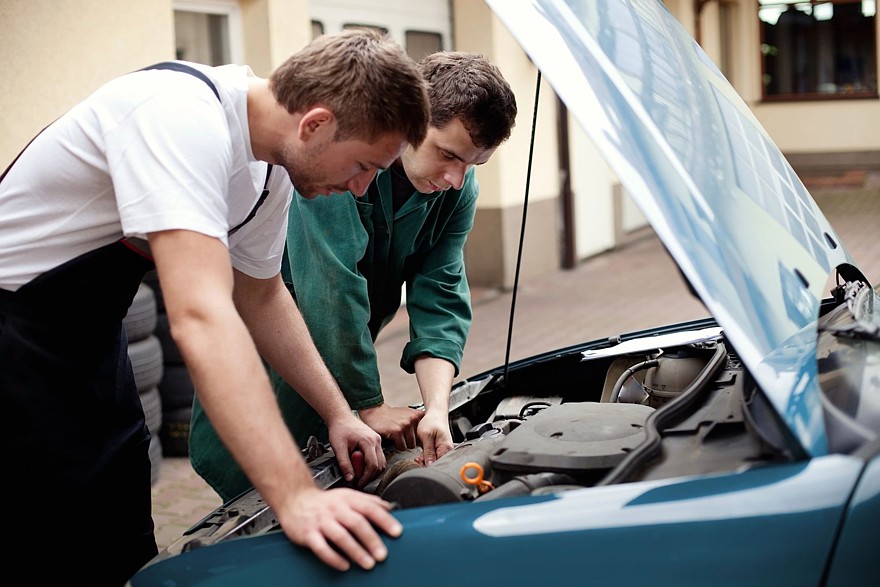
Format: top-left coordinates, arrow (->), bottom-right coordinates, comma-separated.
486,0 -> 861,454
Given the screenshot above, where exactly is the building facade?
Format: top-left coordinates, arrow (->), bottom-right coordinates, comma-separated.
2,0 -> 878,288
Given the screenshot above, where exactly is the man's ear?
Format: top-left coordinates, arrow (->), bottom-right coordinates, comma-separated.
298,107 -> 336,142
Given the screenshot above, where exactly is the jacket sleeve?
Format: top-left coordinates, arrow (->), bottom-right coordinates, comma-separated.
400,170 -> 478,376
282,191 -> 385,410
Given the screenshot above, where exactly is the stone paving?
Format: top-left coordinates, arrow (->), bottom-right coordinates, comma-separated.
150,171 -> 880,552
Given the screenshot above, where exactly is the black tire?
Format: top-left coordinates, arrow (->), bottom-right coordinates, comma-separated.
160,406 -> 192,457
142,270 -> 165,312
149,434 -> 163,486
128,335 -> 164,393
154,312 -> 184,365
138,386 -> 163,436
159,364 -> 195,410
123,282 -> 157,343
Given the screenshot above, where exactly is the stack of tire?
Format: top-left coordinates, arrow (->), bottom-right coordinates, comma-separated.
141,269 -> 196,458
123,281 -> 164,484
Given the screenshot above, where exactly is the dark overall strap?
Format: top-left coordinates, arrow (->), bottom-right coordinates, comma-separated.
143,62 -> 273,237
140,61 -> 220,101
229,164 -> 274,235
5,60 -> 269,260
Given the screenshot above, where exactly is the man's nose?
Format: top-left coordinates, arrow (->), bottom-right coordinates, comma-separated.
444,163 -> 469,190
347,168 -> 378,197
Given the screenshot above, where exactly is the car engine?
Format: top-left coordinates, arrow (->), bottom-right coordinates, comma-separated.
155,334 -> 796,560
368,338 -> 770,508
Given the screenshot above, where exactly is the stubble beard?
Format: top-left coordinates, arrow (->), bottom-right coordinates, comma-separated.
273,144 -> 320,198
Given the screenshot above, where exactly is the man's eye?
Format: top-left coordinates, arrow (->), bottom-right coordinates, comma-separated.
441,151 -> 454,159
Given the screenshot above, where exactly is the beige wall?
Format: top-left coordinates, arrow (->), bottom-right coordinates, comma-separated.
266,0 -> 311,69
3,0 -> 877,289
1,0 -> 176,166
0,0 -> 313,168
241,0 -> 311,76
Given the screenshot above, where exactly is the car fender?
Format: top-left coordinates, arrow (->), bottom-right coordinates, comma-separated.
825,444 -> 880,586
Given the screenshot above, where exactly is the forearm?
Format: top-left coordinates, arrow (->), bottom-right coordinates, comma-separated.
180,309 -> 315,498
412,356 -> 455,464
232,270 -> 385,484
151,231 -> 316,507
414,356 -> 455,414
400,188 -> 475,374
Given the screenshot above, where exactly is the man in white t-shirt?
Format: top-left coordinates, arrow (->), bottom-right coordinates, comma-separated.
0,29 -> 428,585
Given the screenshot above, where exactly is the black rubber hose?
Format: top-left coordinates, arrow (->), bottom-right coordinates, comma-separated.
609,359 -> 660,403
475,472 -> 576,501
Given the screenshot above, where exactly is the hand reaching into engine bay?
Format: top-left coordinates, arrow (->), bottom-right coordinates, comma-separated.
414,408 -> 454,466
412,356 -> 456,466
325,412 -> 388,488
358,403 -> 425,451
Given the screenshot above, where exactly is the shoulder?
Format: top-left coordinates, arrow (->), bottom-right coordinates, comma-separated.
102,64 -> 223,108
98,64 -> 239,143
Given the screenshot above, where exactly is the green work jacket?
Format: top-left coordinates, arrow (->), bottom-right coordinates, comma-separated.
189,168 -> 477,501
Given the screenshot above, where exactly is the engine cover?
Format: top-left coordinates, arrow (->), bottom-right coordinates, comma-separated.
489,402 -> 654,475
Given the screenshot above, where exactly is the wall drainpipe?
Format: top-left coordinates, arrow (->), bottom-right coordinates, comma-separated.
557,96 -> 575,269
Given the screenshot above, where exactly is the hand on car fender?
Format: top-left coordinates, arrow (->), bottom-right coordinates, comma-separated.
326,414 -> 387,488
358,403 -> 425,451
277,485 -> 402,571
414,409 -> 454,466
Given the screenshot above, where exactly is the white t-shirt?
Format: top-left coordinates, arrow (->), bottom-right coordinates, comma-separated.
0,62 -> 292,291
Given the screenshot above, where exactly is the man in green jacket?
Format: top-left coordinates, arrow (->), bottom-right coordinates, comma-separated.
190,52 -> 517,502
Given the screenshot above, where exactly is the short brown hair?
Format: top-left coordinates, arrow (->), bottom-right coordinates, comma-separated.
269,29 -> 429,148
420,52 -> 517,149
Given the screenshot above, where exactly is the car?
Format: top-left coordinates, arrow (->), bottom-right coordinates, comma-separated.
129,0 -> 880,585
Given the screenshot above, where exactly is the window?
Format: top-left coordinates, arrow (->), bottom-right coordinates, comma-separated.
311,20 -> 325,40
405,30 -> 442,61
174,1 -> 243,66
759,0 -> 877,100
343,23 -> 389,35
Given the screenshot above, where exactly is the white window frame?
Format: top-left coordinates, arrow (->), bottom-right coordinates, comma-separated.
309,0 -> 451,52
174,0 -> 244,65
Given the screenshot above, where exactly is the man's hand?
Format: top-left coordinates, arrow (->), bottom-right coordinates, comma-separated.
412,356 -> 456,466
358,403 -> 425,451
276,485 -> 402,571
326,413 -> 387,488
414,408 -> 454,466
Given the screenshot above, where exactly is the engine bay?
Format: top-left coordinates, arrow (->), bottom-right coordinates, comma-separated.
154,329 -> 796,561
374,400 -> 655,507
368,334 -> 790,508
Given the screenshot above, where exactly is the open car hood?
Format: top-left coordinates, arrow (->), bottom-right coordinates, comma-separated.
486,0 -> 862,454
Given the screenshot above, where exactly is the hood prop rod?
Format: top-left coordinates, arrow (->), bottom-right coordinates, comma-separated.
502,71 -> 542,386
